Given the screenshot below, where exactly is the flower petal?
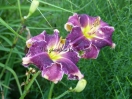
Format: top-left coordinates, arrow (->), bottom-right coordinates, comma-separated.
44,29 -> 60,49
23,29 -> 84,83
96,26 -> 114,38
42,63 -> 64,83
61,51 -> 80,64
65,13 -> 115,60
26,29 -> 60,49
66,27 -> 91,51
92,26 -> 115,49
71,37 -> 91,51
79,14 -> 101,28
30,53 -> 53,70
57,58 -> 83,80
22,57 -> 31,67
81,44 -> 99,59
64,13 -> 80,31
79,14 -> 90,27
26,31 -> 46,48
26,41 -> 47,57
66,27 -> 83,42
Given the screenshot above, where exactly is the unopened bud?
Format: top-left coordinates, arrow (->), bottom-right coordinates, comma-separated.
25,71 -> 29,76
72,79 -> 87,92
32,69 -> 36,73
29,67 -> 33,71
24,0 -> 39,19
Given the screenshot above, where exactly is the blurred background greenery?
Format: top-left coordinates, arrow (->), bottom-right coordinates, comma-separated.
0,0 -> 132,99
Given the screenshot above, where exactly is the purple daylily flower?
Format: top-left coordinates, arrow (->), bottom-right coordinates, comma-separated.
64,13 -> 115,59
22,29 -> 83,83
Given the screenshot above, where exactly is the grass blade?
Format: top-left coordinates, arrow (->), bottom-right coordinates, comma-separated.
0,17 -> 25,41
0,63 -> 22,96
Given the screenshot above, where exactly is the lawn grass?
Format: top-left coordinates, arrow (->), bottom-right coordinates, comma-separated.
0,0 -> 132,99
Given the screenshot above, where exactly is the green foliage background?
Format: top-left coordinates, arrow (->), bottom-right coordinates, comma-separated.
0,0 -> 132,99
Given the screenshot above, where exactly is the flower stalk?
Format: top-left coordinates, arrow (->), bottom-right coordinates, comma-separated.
19,71 -> 41,99
48,83 -> 55,99
24,0 -> 39,19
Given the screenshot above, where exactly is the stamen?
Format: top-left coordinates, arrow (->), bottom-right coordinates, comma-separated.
88,17 -> 100,36
94,16 -> 100,27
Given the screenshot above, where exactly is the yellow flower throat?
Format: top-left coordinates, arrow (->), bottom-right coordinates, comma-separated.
48,38 -> 65,61
82,17 -> 100,40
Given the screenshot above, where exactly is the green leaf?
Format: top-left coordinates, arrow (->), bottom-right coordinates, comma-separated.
0,63 -> 22,96
0,17 -> 26,41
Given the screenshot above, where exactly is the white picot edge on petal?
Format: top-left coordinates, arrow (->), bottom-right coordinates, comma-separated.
74,50 -> 81,59
26,39 -> 33,48
111,43 -> 116,49
65,44 -> 81,59
22,57 -> 31,67
69,13 -> 78,20
73,71 -> 84,80
54,29 -> 60,33
110,26 -> 115,31
81,44 -> 100,59
53,29 -> 60,49
104,26 -> 115,32
56,56 -> 83,80
100,26 -> 114,37
41,62 -> 64,84
91,44 -> 100,59
67,70 -> 84,80
42,30 -> 47,42
97,16 -> 101,21
26,31 -> 47,48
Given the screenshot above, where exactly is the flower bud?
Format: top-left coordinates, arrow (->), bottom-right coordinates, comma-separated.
25,71 -> 29,76
72,79 -> 87,92
24,0 -> 39,19
29,67 -> 33,71
32,69 -> 36,74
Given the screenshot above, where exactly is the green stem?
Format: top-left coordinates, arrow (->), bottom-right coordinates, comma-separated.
53,90 -> 70,99
17,0 -> 23,23
126,76 -> 132,86
0,63 -> 22,96
48,82 -> 55,99
0,23 -> 24,97
37,8 -> 53,29
0,17 -> 26,41
35,79 -> 44,99
116,76 -> 126,99
0,82 -> 4,99
0,31 -> 19,79
19,71 -> 41,99
3,55 -> 16,96
39,0 -> 74,13
0,48 -> 13,79
0,17 -> 25,97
